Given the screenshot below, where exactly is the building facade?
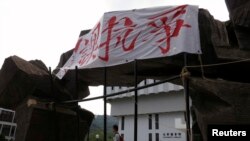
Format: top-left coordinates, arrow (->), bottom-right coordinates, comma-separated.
107,79 -> 191,141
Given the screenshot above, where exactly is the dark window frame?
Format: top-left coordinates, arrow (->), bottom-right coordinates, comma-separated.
155,114 -> 159,129
121,116 -> 125,130
156,133 -> 159,141
149,133 -> 152,141
148,114 -> 152,130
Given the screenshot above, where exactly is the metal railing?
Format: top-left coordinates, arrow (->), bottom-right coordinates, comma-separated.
0,108 -> 17,141
52,53 -> 191,141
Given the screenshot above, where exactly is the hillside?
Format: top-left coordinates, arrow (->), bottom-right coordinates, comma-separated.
86,115 -> 119,141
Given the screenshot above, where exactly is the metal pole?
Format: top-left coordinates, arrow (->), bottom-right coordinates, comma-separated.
75,66 -> 81,141
61,75 -> 180,104
134,60 -> 138,141
75,66 -> 79,96
0,124 -> 2,135
184,53 -> 191,141
103,67 -> 107,141
49,67 -> 55,100
49,67 -> 59,141
52,103 -> 59,141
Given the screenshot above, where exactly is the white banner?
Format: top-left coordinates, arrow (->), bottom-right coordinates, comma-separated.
57,5 -> 201,79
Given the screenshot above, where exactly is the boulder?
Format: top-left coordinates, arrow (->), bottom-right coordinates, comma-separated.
0,56 -> 94,141
190,78 -> 250,141
15,98 -> 94,141
225,0 -> 250,50
0,56 -> 51,108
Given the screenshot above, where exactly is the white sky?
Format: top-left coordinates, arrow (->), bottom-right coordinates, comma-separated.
0,0 -> 229,115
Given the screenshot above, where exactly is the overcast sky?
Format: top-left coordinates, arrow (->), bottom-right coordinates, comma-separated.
0,0 -> 229,115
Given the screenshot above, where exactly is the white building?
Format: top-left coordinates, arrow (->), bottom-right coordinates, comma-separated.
107,79 -> 191,141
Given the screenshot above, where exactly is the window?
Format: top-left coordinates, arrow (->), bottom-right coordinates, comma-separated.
121,116 -> 125,130
155,114 -> 159,129
148,114 -> 152,130
156,133 -> 159,141
149,133 -> 152,141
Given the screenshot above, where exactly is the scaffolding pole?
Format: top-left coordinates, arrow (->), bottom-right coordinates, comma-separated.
134,60 -> 138,141
103,67 -> 107,141
49,67 -> 59,141
184,53 -> 191,141
75,66 -> 81,141
61,75 -> 180,104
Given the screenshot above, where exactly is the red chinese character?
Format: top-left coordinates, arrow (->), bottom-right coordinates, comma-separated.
90,22 -> 101,59
114,17 -> 141,51
148,5 -> 188,20
99,16 -> 118,62
77,22 -> 101,66
145,5 -> 191,54
99,16 -> 140,62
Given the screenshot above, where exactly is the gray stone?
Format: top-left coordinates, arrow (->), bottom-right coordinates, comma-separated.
225,0 -> 250,50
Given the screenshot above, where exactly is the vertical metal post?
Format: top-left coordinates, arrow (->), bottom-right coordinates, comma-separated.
75,66 -> 80,102
49,67 -> 54,100
0,124 -> 2,135
13,125 -> 17,139
12,111 -> 15,123
103,67 -> 107,141
184,53 -> 191,141
134,60 -> 138,141
9,125 -> 13,137
75,66 -> 79,96
49,67 -> 59,141
75,66 -> 80,141
52,103 -> 59,141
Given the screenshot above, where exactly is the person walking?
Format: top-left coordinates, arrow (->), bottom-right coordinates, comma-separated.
113,125 -> 121,141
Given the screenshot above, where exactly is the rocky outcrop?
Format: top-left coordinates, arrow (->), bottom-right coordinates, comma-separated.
0,56 -> 94,141
190,78 -> 250,141
225,0 -> 250,50
15,98 -> 94,141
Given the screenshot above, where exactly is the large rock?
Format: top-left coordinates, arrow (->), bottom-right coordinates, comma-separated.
0,56 -> 51,108
190,78 -> 250,141
55,49 -> 90,99
0,56 -> 94,141
15,98 -> 94,141
0,56 -> 90,109
225,0 -> 250,50
225,0 -> 250,26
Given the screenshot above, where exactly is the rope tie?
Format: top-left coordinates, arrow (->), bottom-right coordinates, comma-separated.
180,67 -> 190,81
